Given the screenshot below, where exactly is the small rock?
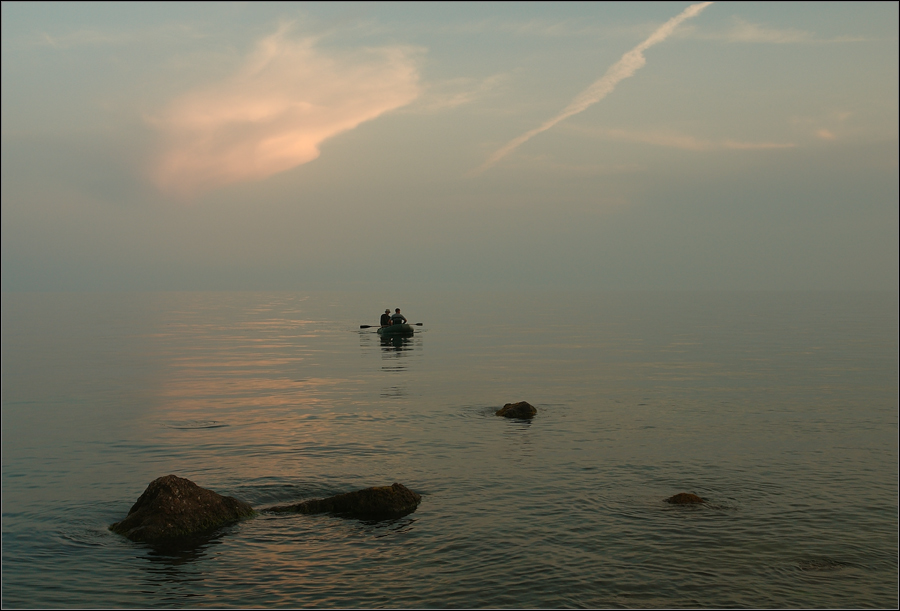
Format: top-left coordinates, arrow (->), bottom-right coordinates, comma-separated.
665,492 -> 705,504
110,475 -> 254,543
496,401 -> 537,418
268,483 -> 421,520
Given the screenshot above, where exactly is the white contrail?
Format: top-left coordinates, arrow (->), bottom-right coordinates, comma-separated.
474,2 -> 713,174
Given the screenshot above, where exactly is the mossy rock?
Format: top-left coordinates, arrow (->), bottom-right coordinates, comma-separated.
110,475 -> 254,543
496,401 -> 537,418
268,483 -> 421,520
665,492 -> 705,505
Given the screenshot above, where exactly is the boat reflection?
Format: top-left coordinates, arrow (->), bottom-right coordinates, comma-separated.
380,335 -> 413,351
381,385 -> 405,398
358,329 -> 422,391
381,332 -> 425,368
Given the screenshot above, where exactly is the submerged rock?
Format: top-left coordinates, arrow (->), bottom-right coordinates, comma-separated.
665,492 -> 705,505
496,401 -> 537,418
110,475 -> 254,543
797,558 -> 848,572
268,483 -> 421,520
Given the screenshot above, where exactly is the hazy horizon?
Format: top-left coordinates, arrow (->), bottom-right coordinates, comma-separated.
3,2 -> 897,292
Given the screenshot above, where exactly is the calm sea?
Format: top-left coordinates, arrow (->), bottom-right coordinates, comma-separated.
2,290 -> 897,608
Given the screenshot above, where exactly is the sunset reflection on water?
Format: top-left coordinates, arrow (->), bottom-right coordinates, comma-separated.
125,296 -> 431,484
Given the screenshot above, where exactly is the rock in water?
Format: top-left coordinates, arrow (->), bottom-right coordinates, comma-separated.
110,475 -> 254,543
496,401 -> 537,418
665,492 -> 705,505
269,483 -> 421,520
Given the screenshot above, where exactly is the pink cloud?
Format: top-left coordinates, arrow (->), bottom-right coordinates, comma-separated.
148,28 -> 420,198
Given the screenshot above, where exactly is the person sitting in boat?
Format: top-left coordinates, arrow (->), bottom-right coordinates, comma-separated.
391,308 -> 407,325
380,309 -> 392,327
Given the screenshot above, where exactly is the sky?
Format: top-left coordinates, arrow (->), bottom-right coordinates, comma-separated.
2,1 -> 897,291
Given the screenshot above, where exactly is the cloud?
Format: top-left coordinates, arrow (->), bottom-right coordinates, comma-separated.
570,126 -> 796,151
473,2 -> 714,174
409,74 -> 509,112
730,19 -> 816,43
147,26 -> 420,198
689,17 -> 868,44
791,110 -> 859,142
30,23 -> 207,49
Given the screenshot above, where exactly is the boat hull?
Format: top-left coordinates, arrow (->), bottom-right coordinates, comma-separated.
377,324 -> 414,336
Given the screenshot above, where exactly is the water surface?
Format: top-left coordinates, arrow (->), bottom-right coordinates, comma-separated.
2,290 -> 897,608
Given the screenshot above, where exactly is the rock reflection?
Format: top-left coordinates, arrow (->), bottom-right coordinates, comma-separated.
142,529 -> 227,567
370,516 -> 418,537
137,535 -> 224,601
501,415 -> 534,456
503,418 -> 533,433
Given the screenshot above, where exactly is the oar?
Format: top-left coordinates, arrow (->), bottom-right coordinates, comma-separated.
359,323 -> 424,329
